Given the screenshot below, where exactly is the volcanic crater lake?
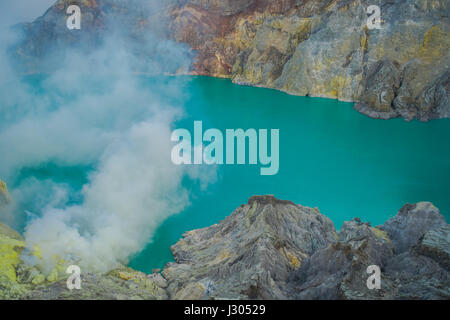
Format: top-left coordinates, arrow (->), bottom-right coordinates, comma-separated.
129,76 -> 450,272
8,75 -> 450,273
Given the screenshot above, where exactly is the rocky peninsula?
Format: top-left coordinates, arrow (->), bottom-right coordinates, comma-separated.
1,189 -> 448,300
10,0 -> 450,121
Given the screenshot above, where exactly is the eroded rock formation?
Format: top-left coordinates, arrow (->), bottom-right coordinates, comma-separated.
1,195 -> 448,300
163,195 -> 337,299
170,0 -> 450,121
291,202 -> 450,299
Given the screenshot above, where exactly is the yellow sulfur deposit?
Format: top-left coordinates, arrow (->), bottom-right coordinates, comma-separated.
0,226 -> 24,283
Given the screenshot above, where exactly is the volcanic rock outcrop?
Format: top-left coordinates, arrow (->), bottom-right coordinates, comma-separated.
0,195 -> 448,300
162,195 -> 337,299
290,202 -> 450,299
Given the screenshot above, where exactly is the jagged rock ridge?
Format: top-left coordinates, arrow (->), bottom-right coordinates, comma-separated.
1,195 -> 448,300
162,195 -> 337,299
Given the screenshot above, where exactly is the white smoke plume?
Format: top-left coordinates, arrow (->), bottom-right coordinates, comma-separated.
0,1 -> 216,272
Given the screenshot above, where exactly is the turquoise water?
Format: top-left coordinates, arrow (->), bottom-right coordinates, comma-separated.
5,76 -> 450,273
129,76 -> 450,272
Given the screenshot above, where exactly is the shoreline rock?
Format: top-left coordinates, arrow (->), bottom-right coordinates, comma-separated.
0,195 -> 448,300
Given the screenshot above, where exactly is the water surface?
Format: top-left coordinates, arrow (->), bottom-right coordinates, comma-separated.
130,76 -> 450,272
5,75 -> 449,273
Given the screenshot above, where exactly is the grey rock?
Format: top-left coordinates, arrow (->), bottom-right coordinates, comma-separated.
25,267 -> 168,300
1,195 -> 448,300
291,220 -> 395,299
354,59 -> 401,119
357,59 -> 450,121
290,201 -> 449,300
148,272 -> 168,289
380,202 -> 447,254
162,195 -> 337,299
415,225 -> 450,271
384,251 -> 450,299
414,70 -> 450,121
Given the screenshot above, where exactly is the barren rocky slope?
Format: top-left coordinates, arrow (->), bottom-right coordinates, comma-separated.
9,0 -> 450,121
1,192 -> 448,300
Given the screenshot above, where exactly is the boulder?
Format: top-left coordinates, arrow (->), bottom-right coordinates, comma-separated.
162,195 -> 337,299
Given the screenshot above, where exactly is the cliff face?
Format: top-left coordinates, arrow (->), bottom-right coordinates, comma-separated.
163,195 -> 337,299
170,0 -> 449,121
10,0 -> 450,121
1,195 -> 448,300
10,0 -> 181,74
